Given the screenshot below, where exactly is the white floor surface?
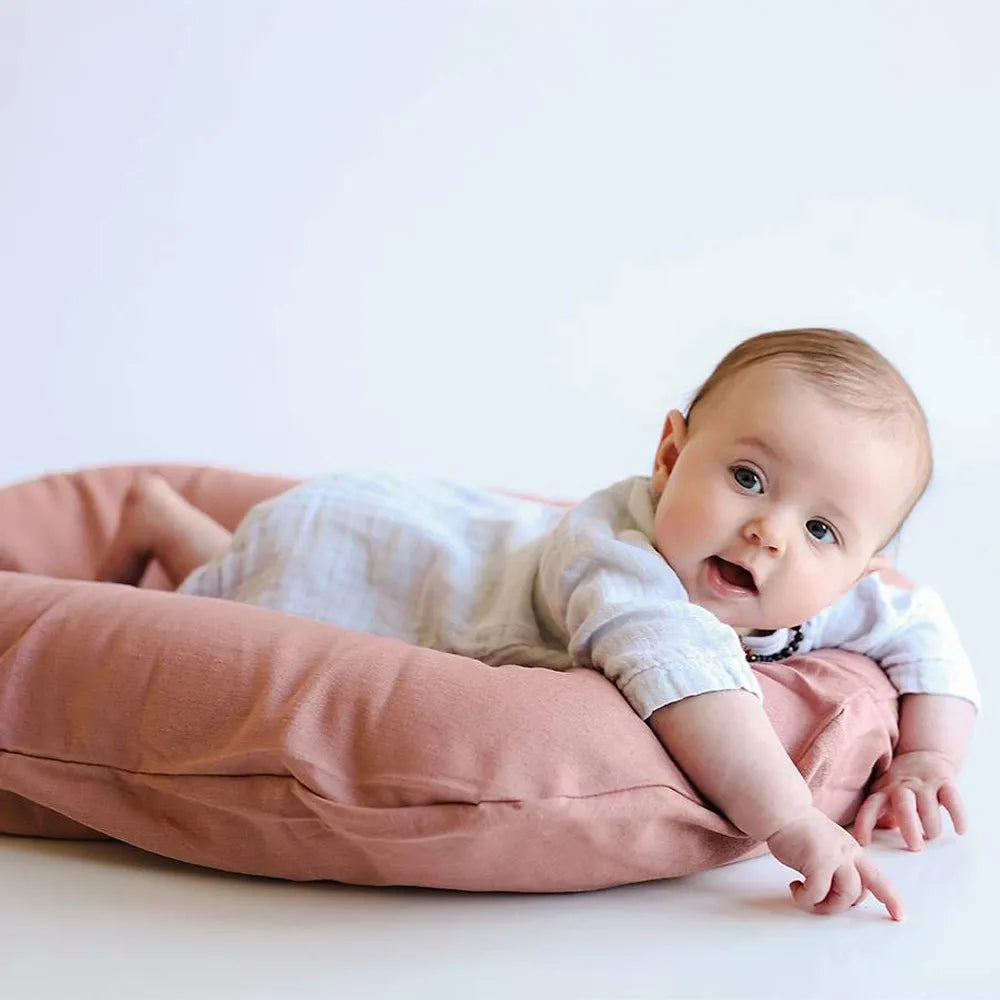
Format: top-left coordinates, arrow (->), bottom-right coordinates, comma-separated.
1,477 -> 997,999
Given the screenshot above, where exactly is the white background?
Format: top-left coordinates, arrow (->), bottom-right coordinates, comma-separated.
2,2 -> 999,997
2,0 -> 997,499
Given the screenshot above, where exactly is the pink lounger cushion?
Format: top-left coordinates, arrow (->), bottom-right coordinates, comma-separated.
0,465 -> 899,891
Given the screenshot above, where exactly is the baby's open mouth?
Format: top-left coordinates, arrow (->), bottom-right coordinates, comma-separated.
710,556 -> 758,594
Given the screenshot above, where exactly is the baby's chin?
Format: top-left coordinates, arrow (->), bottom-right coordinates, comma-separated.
706,606 -> 814,633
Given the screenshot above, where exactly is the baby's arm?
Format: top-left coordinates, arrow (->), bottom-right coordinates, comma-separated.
896,693 -> 976,764
649,690 -> 904,919
811,575 -> 979,849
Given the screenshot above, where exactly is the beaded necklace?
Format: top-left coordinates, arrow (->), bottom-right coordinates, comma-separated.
741,625 -> 804,663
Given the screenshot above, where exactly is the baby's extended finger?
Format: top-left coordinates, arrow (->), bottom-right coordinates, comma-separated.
892,787 -> 924,851
853,792 -> 886,846
939,783 -> 968,835
859,857 -> 905,921
916,788 -> 942,840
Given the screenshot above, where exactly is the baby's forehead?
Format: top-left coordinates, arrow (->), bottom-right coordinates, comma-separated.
698,364 -> 923,452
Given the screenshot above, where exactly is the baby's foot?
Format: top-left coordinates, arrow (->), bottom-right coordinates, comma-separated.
95,474 -> 175,585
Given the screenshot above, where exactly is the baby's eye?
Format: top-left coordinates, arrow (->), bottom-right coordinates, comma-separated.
731,466 -> 763,493
806,519 -> 837,545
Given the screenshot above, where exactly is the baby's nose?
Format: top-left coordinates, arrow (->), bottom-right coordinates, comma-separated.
743,517 -> 785,554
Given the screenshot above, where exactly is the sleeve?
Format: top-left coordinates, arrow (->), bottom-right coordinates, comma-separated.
809,573 -> 980,711
533,485 -> 760,720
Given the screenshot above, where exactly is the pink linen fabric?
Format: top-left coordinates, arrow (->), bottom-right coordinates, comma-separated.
0,465 -> 899,891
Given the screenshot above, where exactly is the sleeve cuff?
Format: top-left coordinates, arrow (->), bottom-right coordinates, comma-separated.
622,659 -> 764,720
885,658 -> 982,713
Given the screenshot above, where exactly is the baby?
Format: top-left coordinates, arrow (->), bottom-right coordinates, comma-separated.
98,328 -> 979,921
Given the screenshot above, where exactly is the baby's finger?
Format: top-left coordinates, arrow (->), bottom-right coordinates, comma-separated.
916,788 -> 942,840
874,811 -> 898,830
858,856 -> 906,921
853,792 -> 886,845
891,787 -> 924,851
810,866 -> 862,916
790,866 -> 834,910
939,783 -> 968,835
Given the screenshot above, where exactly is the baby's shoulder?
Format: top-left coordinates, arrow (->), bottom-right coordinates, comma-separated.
561,476 -> 657,536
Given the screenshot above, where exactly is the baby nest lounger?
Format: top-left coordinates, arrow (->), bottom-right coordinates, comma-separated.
0,464 -> 900,892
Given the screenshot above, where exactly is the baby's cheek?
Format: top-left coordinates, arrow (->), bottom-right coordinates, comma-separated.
653,499 -> 691,549
677,488 -> 722,533
780,575 -> 842,624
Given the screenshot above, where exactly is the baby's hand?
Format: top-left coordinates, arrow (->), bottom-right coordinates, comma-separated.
852,750 -> 967,852
766,806 -> 905,920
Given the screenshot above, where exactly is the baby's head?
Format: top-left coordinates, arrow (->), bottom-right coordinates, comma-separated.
650,328 -> 931,632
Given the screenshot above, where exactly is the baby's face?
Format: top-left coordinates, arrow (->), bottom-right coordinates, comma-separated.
650,363 -> 923,631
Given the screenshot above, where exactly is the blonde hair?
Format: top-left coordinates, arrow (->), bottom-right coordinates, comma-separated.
685,328 -> 933,544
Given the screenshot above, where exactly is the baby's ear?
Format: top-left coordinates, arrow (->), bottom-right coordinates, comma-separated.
651,410 -> 688,494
